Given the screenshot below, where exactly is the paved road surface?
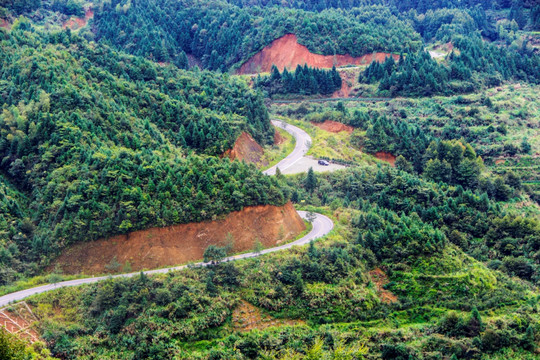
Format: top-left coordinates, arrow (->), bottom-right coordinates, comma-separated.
265,119 -> 347,175
0,212 -> 333,307
264,120 -> 311,175
0,120 -> 335,307
280,156 -> 347,175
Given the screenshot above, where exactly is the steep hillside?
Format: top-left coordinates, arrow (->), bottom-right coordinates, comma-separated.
52,202 -> 304,275
0,0 -> 539,358
23,166 -> 540,358
91,0 -> 421,71
223,132 -> 268,166
238,34 -> 399,74
0,21 -> 286,285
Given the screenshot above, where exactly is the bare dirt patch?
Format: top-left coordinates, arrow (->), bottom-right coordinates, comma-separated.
0,302 -> 39,343
224,131 -> 268,166
312,120 -> 353,133
231,300 -> 304,332
274,128 -> 286,145
374,151 -> 396,166
52,202 -> 305,275
495,158 -> 506,165
187,54 -> 203,68
238,34 -> 399,74
62,8 -> 93,30
332,68 -> 361,98
369,268 -> 398,304
0,18 -> 10,30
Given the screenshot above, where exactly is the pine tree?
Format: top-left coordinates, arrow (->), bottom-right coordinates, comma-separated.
304,167 -> 317,193
270,65 -> 281,82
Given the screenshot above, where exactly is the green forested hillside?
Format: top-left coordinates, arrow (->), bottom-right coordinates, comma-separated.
0,20 -> 286,285
0,0 -> 539,358
91,0 -> 421,70
255,65 -> 342,97
287,166 -> 540,284
361,36 -> 540,96
272,84 -> 539,202
23,166 -> 540,359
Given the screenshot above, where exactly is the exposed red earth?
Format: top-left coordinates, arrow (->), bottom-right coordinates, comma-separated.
0,303 -> 39,343
274,128 -> 286,145
375,151 -> 396,166
0,18 -> 10,29
224,131 -> 268,166
368,268 -> 398,304
312,120 -> 354,133
52,202 -> 305,275
238,34 -> 399,75
62,8 -> 93,30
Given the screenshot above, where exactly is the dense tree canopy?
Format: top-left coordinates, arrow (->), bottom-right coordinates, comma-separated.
361,35 -> 540,96
287,165 -> 540,284
0,21 -> 287,285
91,0 -> 422,71
255,64 -> 342,97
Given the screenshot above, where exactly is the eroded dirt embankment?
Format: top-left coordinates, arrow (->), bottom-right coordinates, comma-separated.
53,202 -> 305,275
312,120 -> 354,133
224,131 -> 268,166
0,18 -> 10,30
238,34 -> 399,74
375,151 -> 396,166
63,8 -> 93,30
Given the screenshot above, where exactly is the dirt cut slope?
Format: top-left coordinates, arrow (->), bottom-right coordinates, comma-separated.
312,120 -> 354,133
0,302 -> 39,343
224,131 -> 268,166
368,268 -> 398,304
238,34 -> 399,75
274,128 -> 286,145
231,300 -> 304,332
375,151 -> 396,166
0,18 -> 10,29
52,202 -> 305,275
63,8 -> 93,30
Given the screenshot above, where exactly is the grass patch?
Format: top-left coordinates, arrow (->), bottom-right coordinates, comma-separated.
273,116 -> 376,165
0,273 -> 87,297
261,125 -> 295,170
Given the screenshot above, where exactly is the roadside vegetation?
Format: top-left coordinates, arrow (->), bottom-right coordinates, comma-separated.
271,84 -> 540,204
261,127 -> 296,170
22,167 -> 540,358
0,0 -> 539,358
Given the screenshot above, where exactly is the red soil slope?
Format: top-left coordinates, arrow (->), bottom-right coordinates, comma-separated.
0,18 -> 10,30
312,120 -> 353,133
231,300 -> 304,332
375,151 -> 396,166
274,128 -> 286,145
52,202 -> 305,275
224,131 -> 268,166
368,268 -> 398,304
238,34 -> 399,74
63,8 -> 93,30
332,67 -> 363,98
0,303 -> 39,343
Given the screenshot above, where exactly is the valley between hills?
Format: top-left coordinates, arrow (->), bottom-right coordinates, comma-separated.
0,0 -> 539,359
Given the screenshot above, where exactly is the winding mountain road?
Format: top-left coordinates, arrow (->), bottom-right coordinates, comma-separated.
263,120 -> 311,175
0,121 -> 334,307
